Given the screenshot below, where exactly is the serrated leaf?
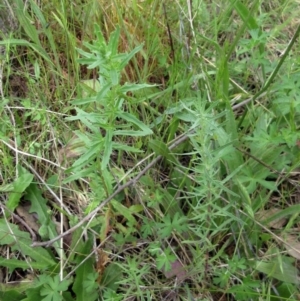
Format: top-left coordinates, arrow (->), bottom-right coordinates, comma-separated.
24,184 -> 60,251
25,184 -> 54,225
0,219 -> 56,267
38,224 -> 49,238
17,239 -> 56,267
83,272 -> 98,293
0,219 -> 29,244
7,167 -> 33,211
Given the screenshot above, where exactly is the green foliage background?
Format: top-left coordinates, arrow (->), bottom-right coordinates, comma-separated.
0,0 -> 300,300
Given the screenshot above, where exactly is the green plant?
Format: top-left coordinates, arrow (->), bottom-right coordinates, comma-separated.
37,275 -> 72,301
65,24 -> 153,176
2,1 -> 300,300
148,244 -> 177,272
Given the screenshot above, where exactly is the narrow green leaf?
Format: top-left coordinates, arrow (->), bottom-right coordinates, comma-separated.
0,257 -> 50,273
71,96 -> 97,106
119,83 -> 155,93
110,69 -> 119,85
95,82 -> 112,103
119,44 -> 143,70
236,180 -> 252,205
174,111 -> 196,123
232,0 -> 259,30
262,204 -> 300,226
71,141 -> 101,168
148,139 -> 178,165
94,23 -> 106,47
13,0 -> 40,44
222,58 -> 229,99
108,26 -> 120,56
128,204 -> 143,213
112,142 -> 142,152
102,130 -> 113,170
29,0 -> 61,71
255,260 -> 300,284
0,39 -> 52,65
72,235 -> 97,301
117,112 -> 152,135
111,200 -> 137,225
113,130 -> 151,137
63,165 -> 96,183
167,118 -> 179,142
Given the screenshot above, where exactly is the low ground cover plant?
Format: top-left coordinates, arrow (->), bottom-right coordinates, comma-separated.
0,0 -> 300,300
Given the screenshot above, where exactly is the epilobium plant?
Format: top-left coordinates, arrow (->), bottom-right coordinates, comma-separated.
66,24 -> 153,179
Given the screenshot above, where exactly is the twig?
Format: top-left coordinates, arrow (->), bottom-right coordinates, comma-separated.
1,139 -> 62,168
31,131 -> 192,247
163,1 -> 175,60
